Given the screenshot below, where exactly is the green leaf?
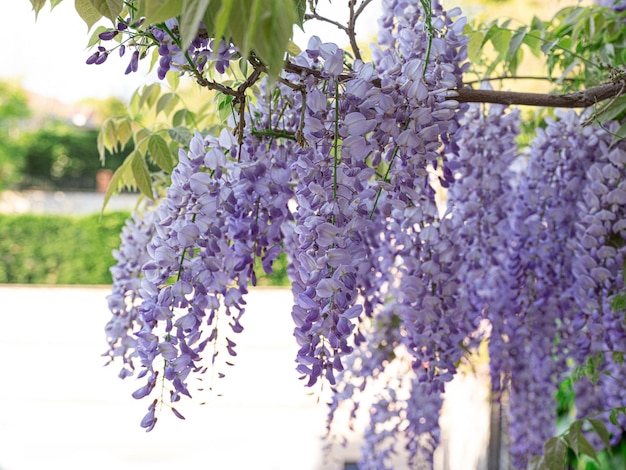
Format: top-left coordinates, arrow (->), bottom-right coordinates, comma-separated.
169,126 -> 193,146
201,0 -> 222,34
588,419 -> 611,449
30,0 -> 47,17
148,134 -> 174,173
253,0 -> 297,76
294,0 -> 306,28
99,117 -> 118,160
217,94 -> 234,122
564,420 -> 583,454
97,129 -> 106,162
102,154 -> 133,212
50,0 -> 64,7
156,92 -> 178,116
467,30 -> 484,63
133,128 -> 152,153
611,293 -> 626,312
577,432 -> 598,461
166,71 -> 180,90
114,116 -> 133,150
614,121 -> 626,144
527,455 -> 545,470
75,0 -> 103,29
213,0 -> 235,46
180,0 -> 212,51
88,0 -> 124,22
565,421 -> 599,462
491,28 -> 512,57
129,151 -> 153,199
241,0 -> 262,61
480,23 -> 500,50
557,37 -> 573,53
543,437 -> 567,470
138,83 -> 162,110
523,30 -> 543,57
598,95 -> 626,124
172,108 -> 189,127
508,28 -> 527,61
128,89 -> 142,117
144,0 -> 183,24
541,38 -> 560,55
87,25 -> 109,47
286,41 -> 302,57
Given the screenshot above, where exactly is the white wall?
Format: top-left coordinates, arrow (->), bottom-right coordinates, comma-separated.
0,191 -> 137,215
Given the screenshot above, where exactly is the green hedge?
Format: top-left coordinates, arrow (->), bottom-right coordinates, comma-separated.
0,212 -> 129,284
0,212 -> 291,286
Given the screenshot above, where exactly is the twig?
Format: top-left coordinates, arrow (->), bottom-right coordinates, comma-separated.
304,11 -> 347,32
347,0 -> 362,62
582,81 -> 626,125
354,0 -> 374,19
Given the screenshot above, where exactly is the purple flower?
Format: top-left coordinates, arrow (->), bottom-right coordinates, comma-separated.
98,30 -> 119,41
125,50 -> 140,74
86,51 -> 100,64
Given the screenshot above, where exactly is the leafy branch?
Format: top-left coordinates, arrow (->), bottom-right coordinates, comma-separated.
530,408 -> 626,470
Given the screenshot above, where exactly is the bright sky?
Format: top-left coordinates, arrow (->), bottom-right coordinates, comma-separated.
1,1 -> 154,103
1,1 -> 382,104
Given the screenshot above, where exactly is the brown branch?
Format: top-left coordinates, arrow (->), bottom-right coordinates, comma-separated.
452,80 -> 626,108
284,60 -> 626,109
195,53 -> 625,115
463,75 -> 580,86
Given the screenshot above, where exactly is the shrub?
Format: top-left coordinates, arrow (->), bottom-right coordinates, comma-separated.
0,211 -> 290,286
0,212 -> 129,284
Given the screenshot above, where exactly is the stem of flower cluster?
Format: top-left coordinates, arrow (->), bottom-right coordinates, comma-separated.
370,117 -> 411,219
420,0 -> 433,76
333,80 -> 340,201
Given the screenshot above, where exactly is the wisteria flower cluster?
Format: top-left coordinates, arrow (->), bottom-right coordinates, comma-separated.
498,110 -> 606,467
87,16 -> 236,79
445,106 -> 626,467
105,207 -> 158,379
101,0 -> 626,468
571,130 -> 626,445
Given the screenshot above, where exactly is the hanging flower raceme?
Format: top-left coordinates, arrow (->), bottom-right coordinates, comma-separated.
105,207 -> 159,379
287,37 -> 378,387
445,101 -> 521,456
113,126 -> 293,429
571,128 -> 626,443
449,101 -> 520,311
369,0 -> 472,380
445,100 -> 521,398
319,1 -> 475,466
492,110 -> 610,467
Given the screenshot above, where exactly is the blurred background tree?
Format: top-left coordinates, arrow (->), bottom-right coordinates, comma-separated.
0,80 -> 131,191
19,121 -> 129,190
0,80 -> 30,189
